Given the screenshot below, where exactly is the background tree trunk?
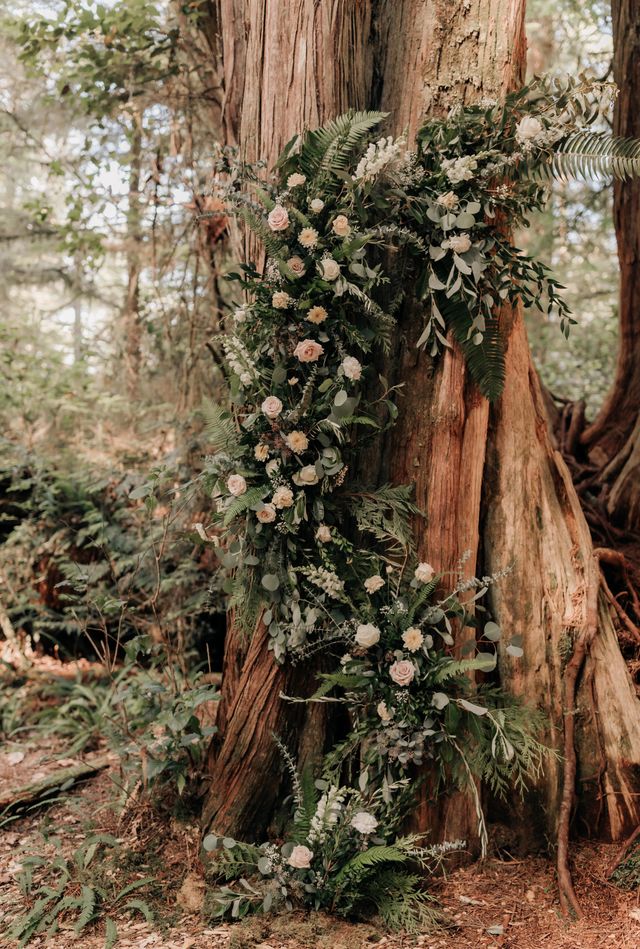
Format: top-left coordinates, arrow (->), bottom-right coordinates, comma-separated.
202,0 -> 640,852
580,0 -> 640,532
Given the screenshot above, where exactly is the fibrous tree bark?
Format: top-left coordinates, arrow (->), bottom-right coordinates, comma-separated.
580,0 -> 640,532
201,0 -> 640,879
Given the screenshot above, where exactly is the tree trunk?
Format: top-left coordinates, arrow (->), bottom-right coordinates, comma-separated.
202,0 -> 640,854
580,0 -> 640,531
122,110 -> 143,399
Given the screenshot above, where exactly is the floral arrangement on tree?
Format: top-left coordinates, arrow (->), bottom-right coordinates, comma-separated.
198,75 -> 640,925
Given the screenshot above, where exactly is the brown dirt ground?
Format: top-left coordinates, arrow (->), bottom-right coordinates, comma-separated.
2,720 -> 640,947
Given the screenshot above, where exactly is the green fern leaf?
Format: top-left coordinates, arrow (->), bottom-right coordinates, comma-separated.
297,111 -> 388,181
104,917 -> 118,949
548,131 -> 640,181
201,399 -> 238,454
435,292 -> 505,400
334,844 -> 408,886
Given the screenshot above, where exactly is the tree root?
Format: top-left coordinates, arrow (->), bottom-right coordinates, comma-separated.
605,823 -> 640,879
557,554 -> 600,919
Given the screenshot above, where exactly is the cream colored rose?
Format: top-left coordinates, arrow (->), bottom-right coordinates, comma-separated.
254,443 -> 269,462
309,198 -> 325,212
272,485 -> 294,509
226,474 -> 247,497
261,396 -> 283,418
389,659 -> 415,686
285,430 -> 309,453
402,626 -> 424,652
436,190 -> 459,209
316,524 -> 331,543
307,305 -> 328,325
272,290 -> 292,309
516,115 -> 543,142
299,227 -> 319,248
355,623 -> 381,648
287,844 -> 313,869
364,575 -> 385,594
341,356 -> 362,380
256,503 -> 277,523
414,562 -> 435,584
332,214 -> 351,237
287,172 -> 306,188
318,258 -> 340,281
287,256 -> 305,278
294,339 -> 324,363
350,811 -> 378,834
265,459 -> 280,477
293,465 -> 319,486
267,204 -> 289,231
446,233 -> 472,254
377,700 -> 392,722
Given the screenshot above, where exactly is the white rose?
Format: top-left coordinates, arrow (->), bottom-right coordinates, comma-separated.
332,214 -> 351,237
261,396 -> 283,419
389,659 -> 415,687
294,339 -> 324,363
350,812 -> 378,835
286,256 -> 305,278
254,444 -> 269,462
355,623 -> 381,648
316,525 -> 331,543
226,474 -> 247,496
272,485 -> 294,509
377,701 -> 392,722
446,233 -> 472,254
285,430 -> 309,453
402,626 -> 424,652
287,172 -> 306,188
294,465 -> 319,486
287,844 -> 313,869
516,115 -> 543,143
299,227 -> 319,248
414,562 -> 435,584
272,290 -> 292,309
267,204 -> 290,231
436,191 -> 459,209
341,356 -> 362,381
307,305 -> 328,324
364,575 -> 385,594
256,503 -> 277,523
309,198 -> 325,212
319,258 -> 340,281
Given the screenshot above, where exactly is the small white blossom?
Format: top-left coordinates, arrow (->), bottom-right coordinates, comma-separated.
341,356 -> 362,380
287,172 -> 306,188
353,136 -> 405,181
516,115 -> 544,143
444,233 -> 472,254
415,562 -> 435,584
316,524 -> 331,543
442,155 -> 477,184
272,290 -> 293,309
364,574 -> 385,594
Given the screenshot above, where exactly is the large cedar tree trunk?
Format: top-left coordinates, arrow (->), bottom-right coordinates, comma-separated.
202,0 -> 640,852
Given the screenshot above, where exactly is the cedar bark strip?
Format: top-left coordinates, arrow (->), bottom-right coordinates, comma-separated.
202,0 -> 640,856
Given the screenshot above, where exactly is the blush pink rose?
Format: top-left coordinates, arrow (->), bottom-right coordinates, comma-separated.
294,339 -> 324,363
389,659 -> 415,687
267,205 -> 290,231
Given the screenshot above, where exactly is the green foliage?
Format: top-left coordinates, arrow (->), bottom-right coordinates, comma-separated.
612,842 -> 640,890
7,834 -> 157,947
291,111 -> 388,182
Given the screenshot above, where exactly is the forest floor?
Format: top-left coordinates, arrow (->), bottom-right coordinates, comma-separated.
3,663 -> 640,948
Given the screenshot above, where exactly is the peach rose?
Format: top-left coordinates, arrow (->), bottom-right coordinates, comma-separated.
268,204 -> 289,231
261,396 -> 283,419
332,214 -> 351,237
272,290 -> 292,309
316,525 -> 331,543
294,339 -> 324,363
226,474 -> 247,497
287,173 -> 306,188
287,256 -> 305,278
256,503 -> 277,523
272,486 -> 294,509
389,659 -> 415,687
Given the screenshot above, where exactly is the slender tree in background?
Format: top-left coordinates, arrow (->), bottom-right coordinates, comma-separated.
201,2 -> 640,912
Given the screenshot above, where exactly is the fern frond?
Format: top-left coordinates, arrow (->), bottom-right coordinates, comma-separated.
360,869 -> 441,931
223,486 -> 268,526
436,293 -> 505,400
547,131 -> 640,181
349,483 -> 420,554
201,399 -> 239,454
333,844 -> 408,886
297,111 -> 388,181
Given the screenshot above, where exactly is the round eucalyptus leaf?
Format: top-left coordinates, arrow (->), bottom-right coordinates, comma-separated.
261,573 -> 280,591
